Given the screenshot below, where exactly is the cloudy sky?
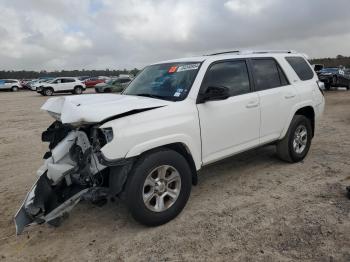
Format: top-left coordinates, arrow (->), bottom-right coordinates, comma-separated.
1,0 -> 350,70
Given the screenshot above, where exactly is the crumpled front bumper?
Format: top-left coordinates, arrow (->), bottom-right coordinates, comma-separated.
14,128 -> 107,234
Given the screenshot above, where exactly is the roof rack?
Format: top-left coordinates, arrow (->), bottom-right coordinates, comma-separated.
206,50 -> 297,56
206,50 -> 240,56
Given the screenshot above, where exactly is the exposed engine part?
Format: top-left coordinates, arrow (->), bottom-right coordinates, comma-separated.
42,121 -> 73,149
15,125 -> 109,234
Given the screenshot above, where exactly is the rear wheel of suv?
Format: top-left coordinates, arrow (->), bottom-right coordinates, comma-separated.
11,86 -> 18,92
125,149 -> 192,226
73,86 -> 83,95
44,88 -> 54,96
276,115 -> 312,163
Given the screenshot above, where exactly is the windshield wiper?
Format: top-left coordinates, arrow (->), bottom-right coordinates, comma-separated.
135,93 -> 176,101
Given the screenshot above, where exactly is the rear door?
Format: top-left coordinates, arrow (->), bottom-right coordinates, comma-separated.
197,59 -> 260,164
249,58 -> 297,144
61,78 -> 75,90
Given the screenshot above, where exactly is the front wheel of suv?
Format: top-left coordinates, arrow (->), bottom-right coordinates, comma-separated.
43,88 -> 54,96
276,115 -> 312,163
125,149 -> 192,226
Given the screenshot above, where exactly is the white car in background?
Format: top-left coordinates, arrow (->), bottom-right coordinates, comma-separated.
0,79 -> 21,91
30,79 -> 52,91
36,77 -> 86,96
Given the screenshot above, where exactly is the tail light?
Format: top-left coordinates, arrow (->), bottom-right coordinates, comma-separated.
316,80 -> 324,96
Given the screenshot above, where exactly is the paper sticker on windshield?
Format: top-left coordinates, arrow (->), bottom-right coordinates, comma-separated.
177,63 -> 200,72
174,92 -> 181,97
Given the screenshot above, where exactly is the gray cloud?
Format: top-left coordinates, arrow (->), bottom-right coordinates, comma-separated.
0,0 -> 350,70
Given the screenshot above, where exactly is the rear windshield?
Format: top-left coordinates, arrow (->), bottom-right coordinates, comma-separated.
285,56 -> 314,81
123,62 -> 201,101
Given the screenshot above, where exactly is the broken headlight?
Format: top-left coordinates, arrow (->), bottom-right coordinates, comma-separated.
101,127 -> 114,143
91,127 -> 114,150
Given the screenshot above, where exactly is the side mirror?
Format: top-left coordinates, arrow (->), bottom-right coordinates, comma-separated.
197,86 -> 230,103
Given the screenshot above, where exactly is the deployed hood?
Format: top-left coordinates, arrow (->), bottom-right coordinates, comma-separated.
41,94 -> 171,124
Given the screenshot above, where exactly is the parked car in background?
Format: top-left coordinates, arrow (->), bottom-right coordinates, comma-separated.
312,64 -> 324,74
20,79 -> 33,89
84,77 -> 106,88
318,67 -> 350,90
77,76 -> 90,81
0,79 -> 21,91
29,78 -> 55,91
95,76 -> 132,93
36,77 -> 86,96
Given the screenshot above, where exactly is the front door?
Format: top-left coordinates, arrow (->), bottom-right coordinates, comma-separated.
197,60 -> 260,165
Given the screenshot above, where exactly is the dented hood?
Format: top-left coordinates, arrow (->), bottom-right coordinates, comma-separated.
41,94 -> 171,124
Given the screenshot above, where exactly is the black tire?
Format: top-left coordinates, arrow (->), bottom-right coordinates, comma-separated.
74,86 -> 83,95
332,75 -> 337,86
276,115 -> 312,163
125,149 -> 192,226
11,86 -> 19,92
325,83 -> 331,91
44,88 -> 54,96
104,88 -> 111,93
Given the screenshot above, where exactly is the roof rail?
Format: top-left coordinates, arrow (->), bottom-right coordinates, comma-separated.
206,50 -> 297,56
206,50 -> 240,56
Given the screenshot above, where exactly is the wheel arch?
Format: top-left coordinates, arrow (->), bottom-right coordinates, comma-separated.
295,106 -> 315,137
123,141 -> 199,185
282,105 -> 315,139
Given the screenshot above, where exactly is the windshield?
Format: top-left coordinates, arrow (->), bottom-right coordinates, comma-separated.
123,62 -> 201,101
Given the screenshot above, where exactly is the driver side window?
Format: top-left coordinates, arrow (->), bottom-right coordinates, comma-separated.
204,60 -> 251,97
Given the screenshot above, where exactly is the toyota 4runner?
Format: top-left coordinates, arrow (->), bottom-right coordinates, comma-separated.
15,50 -> 325,234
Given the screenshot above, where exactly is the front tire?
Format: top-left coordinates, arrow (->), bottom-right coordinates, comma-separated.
44,88 -> 54,96
11,86 -> 18,92
276,115 -> 312,163
125,149 -> 192,226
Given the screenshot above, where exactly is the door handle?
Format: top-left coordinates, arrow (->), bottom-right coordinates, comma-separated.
285,94 -> 296,99
246,101 -> 259,108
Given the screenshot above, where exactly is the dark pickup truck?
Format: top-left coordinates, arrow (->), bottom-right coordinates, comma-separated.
318,68 -> 350,90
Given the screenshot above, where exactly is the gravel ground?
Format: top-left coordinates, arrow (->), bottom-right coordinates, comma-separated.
0,89 -> 349,262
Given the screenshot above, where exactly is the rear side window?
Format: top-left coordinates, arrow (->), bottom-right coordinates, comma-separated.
251,59 -> 288,91
62,78 -> 75,83
285,56 -> 314,81
204,60 -> 251,97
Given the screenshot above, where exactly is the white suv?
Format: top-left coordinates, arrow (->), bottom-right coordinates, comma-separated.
37,77 -> 86,96
0,79 -> 21,91
15,50 -> 325,234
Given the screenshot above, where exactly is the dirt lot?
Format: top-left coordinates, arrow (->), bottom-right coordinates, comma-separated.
0,89 -> 349,261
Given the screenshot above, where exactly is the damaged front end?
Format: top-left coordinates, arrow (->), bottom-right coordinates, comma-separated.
14,121 -> 124,234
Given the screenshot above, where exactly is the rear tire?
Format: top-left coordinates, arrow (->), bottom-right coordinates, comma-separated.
74,86 -> 83,95
125,149 -> 192,226
276,115 -> 312,163
11,86 -> 18,92
44,88 -> 54,96
325,83 -> 331,90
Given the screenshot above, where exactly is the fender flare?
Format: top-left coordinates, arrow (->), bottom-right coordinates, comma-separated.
280,102 -> 316,139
